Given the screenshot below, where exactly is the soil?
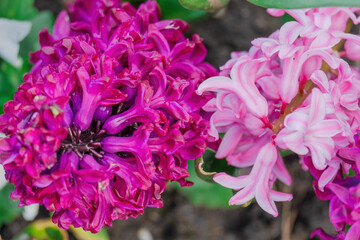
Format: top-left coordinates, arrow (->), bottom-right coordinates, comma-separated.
1,0 -> 335,239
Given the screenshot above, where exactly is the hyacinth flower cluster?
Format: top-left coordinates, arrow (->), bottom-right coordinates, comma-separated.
0,0 -> 216,233
198,8 -> 360,239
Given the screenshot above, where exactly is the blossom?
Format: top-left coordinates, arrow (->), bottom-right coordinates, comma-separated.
0,0 -> 216,232
198,6 -> 360,238
310,174 -> 360,240
307,136 -> 360,239
0,164 -> 39,221
214,140 -> 292,217
275,88 -> 342,170
0,18 -> 31,67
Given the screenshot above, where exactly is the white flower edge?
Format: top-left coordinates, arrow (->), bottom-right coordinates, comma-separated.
22,203 -> 40,221
0,18 -> 32,67
0,164 -> 6,190
0,164 -> 39,221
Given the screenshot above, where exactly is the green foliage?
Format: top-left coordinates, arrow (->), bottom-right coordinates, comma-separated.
22,219 -> 68,240
44,227 -> 65,240
0,0 -> 54,113
0,61 -> 24,113
201,149 -> 235,175
281,13 -> 295,23
156,0 -> 207,21
178,0 -> 230,11
247,0 -> 360,9
194,148 -> 235,183
0,184 -> 23,227
0,0 -> 37,20
345,224 -> 351,232
0,0 -> 54,61
279,150 -> 293,157
19,11 -> 55,67
70,226 -> 110,240
344,168 -> 356,178
124,0 -> 207,21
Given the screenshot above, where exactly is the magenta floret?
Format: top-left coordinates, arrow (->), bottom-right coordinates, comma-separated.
0,0 -> 216,232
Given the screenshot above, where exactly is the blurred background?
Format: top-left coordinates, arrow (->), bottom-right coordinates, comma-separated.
0,0 -> 334,239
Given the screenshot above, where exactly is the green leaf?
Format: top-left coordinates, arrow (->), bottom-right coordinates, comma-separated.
0,61 -> 24,113
343,168 -> 356,178
70,226 -> 109,240
124,0 -> 207,21
24,219 -> 68,240
281,13 -> 295,23
45,227 -> 64,240
201,149 -> 235,174
194,155 -> 216,183
279,150 -> 293,157
0,184 -> 23,227
174,161 -> 235,208
345,224 -> 351,232
0,0 -> 37,20
247,0 -> 360,9
0,0 -> 54,115
195,148 -> 235,183
179,0 -> 230,11
122,0 -> 147,7
19,11 -> 55,64
156,0 -> 207,21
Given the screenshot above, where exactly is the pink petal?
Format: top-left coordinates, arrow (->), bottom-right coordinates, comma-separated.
275,130 -> 308,155
197,76 -> 237,96
216,125 -> 243,158
253,142 -> 279,216
306,137 -> 334,170
53,11 -> 70,40
310,70 -> 330,92
227,135 -> 270,168
229,184 -> 255,205
309,88 -> 326,124
340,93 -> 359,111
270,190 -> 293,202
230,60 -> 269,118
345,221 -> 360,240
278,21 -> 303,45
310,31 -> 340,49
308,119 -> 342,138
243,113 -> 266,136
213,173 -> 250,190
318,161 -> 340,191
283,110 -> 308,132
273,153 -> 292,186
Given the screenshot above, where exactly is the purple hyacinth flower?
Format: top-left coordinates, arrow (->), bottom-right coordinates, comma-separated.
0,0 -> 216,233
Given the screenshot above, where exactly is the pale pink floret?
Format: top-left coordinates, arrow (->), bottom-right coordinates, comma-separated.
199,7 -> 360,239
214,141 -> 292,217
198,59 -> 269,120
275,88 -> 342,170
252,22 -> 339,105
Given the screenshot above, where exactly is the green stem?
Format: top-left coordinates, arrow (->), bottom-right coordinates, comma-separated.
248,0 -> 360,9
179,0 -> 230,11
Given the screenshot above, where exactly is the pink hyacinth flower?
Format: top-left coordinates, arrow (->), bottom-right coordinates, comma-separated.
198,7 -> 360,239
214,141 -> 292,217
275,88 -> 342,170
198,58 -> 270,124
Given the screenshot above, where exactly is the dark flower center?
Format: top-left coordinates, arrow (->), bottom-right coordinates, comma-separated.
60,120 -> 105,158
